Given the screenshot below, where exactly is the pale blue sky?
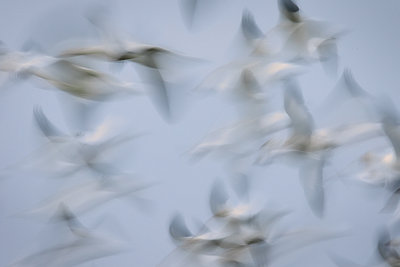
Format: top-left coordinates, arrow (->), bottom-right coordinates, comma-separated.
0,1 -> 400,266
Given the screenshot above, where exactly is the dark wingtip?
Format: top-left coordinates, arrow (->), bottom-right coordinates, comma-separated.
32,105 -> 45,129
169,213 -> 192,241
241,8 -> 264,40
341,68 -> 371,99
279,0 -> 299,13
209,180 -> 229,216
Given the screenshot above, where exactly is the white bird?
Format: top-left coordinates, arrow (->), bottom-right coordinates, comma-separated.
0,47 -> 144,100
163,212 -> 233,267
257,79 -> 382,216
0,49 -> 54,73
196,58 -> 303,98
57,32 -> 195,120
191,65 -> 295,178
248,0 -> 344,75
259,78 -> 382,162
30,59 -> 144,101
278,0 -> 343,74
193,61 -> 301,142
208,180 -> 345,266
167,180 -> 273,266
0,106 -> 140,179
169,213 -> 230,253
377,228 -> 400,267
190,111 -> 290,160
358,106 -> 400,214
36,106 -> 142,177
59,40 -> 173,68
208,179 -> 263,225
331,71 -> 400,214
165,178 -> 345,266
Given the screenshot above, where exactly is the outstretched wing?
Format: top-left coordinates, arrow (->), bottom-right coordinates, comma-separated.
33,106 -> 66,140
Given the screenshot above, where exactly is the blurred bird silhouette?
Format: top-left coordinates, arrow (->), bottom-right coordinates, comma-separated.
257,78 -> 382,217
57,17 -> 198,121
10,204 -> 125,267
0,47 -> 144,100
21,173 -> 152,219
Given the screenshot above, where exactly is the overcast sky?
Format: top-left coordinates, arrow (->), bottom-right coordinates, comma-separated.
0,0 -> 400,266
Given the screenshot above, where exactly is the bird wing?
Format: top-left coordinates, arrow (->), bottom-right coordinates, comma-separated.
248,240 -> 269,267
241,9 -> 265,42
342,69 -> 372,99
194,60 -> 250,94
134,57 -> 172,121
209,180 -> 229,216
59,44 -> 112,59
169,213 -> 193,241
298,155 -> 325,217
327,122 -> 382,147
317,37 -> 338,75
33,106 -> 66,140
283,79 -> 314,142
378,98 -> 400,159
179,0 -> 198,29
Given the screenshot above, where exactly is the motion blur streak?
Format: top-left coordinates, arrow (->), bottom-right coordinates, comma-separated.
0,0 -> 399,266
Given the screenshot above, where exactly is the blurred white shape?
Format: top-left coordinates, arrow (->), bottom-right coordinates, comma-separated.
0,48 -> 144,100
0,106 -> 140,179
257,79 -> 382,217
10,204 -> 126,267
249,0 -> 345,75
21,173 -> 150,219
190,111 -> 290,160
57,29 -> 197,120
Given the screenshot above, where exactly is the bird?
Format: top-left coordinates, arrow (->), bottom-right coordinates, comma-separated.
360,103 -> 400,215
258,78 -> 381,166
179,0 -> 199,30
241,9 -> 265,45
164,212 -> 233,267
0,47 -> 144,100
30,58 -> 144,101
169,213 -> 230,253
249,0 -> 344,75
190,66 -> 294,178
57,33 -> 195,120
195,57 -> 303,98
38,106 -> 142,176
331,71 -> 400,214
376,226 -> 400,267
165,177 -> 345,266
0,106 -> 140,179
257,78 -> 382,216
189,111 -> 290,161
167,181 -> 274,266
208,179 -> 261,225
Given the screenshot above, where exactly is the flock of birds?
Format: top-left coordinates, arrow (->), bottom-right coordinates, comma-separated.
1,0 -> 400,266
